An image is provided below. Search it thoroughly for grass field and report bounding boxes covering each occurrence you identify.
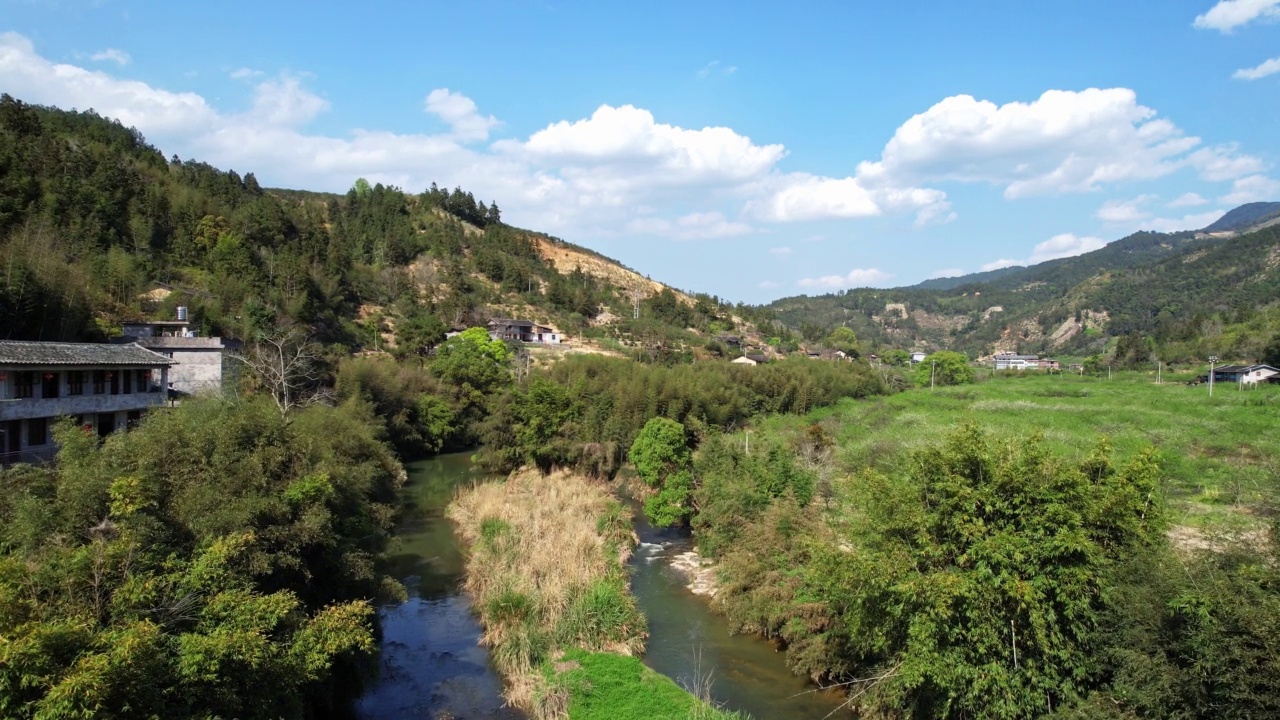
[543,650,747,720]
[758,370,1280,531]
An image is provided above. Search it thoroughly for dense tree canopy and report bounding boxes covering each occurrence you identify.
[0,398,404,719]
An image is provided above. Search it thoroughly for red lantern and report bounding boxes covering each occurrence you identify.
[0,372,7,381]
[105,372,114,379]
[43,372,54,380]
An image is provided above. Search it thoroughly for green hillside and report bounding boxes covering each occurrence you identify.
[0,94,766,361]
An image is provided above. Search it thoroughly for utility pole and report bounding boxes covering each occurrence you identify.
[1209,355,1218,397]
[931,360,937,391]
[1108,365,1112,381]
[1158,361,1162,384]
[744,430,750,456]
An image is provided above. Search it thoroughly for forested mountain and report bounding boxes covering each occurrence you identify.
[0,95,770,361]
[767,214,1280,363]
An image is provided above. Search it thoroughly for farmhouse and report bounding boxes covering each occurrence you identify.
[0,340,172,465]
[487,318,561,344]
[732,353,770,366]
[116,308,240,395]
[1211,364,1280,385]
[910,351,928,364]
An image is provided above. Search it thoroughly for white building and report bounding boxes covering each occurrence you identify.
[910,351,928,364]
[0,341,172,465]
[993,353,1040,370]
[1211,364,1280,385]
[487,318,561,344]
[118,312,240,396]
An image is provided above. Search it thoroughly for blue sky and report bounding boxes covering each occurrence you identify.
[2,0,1279,303]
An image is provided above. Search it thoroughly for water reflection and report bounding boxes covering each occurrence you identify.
[354,453,523,719]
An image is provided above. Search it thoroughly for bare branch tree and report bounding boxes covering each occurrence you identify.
[234,327,332,415]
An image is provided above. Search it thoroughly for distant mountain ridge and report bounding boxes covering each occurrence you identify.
[1201,202,1280,234]
[764,202,1280,359]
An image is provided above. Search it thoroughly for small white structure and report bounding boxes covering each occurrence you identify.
[910,351,928,364]
[732,354,769,366]
[0,341,172,465]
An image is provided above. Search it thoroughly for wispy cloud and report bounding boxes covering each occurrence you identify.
[89,48,129,65]
[696,60,737,79]
[1234,57,1280,80]
[797,268,892,290]
[768,246,792,256]
[1194,0,1280,32]
[1168,192,1208,208]
[230,67,265,79]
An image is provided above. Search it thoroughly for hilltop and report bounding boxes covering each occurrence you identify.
[0,95,766,362]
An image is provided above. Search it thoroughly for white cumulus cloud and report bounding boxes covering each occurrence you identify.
[858,88,1247,198]
[424,88,499,142]
[1220,174,1280,205]
[1194,0,1280,32]
[1234,57,1280,80]
[797,268,893,289]
[89,48,130,66]
[1029,233,1107,263]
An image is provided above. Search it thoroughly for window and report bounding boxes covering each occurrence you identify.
[122,370,133,394]
[27,418,47,447]
[14,371,34,399]
[136,369,148,392]
[68,371,84,395]
[93,370,105,394]
[41,372,59,399]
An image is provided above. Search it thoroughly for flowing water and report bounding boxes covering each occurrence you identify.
[354,452,523,719]
[631,510,850,719]
[355,452,845,719]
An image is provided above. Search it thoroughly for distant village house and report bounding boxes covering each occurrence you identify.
[487,318,561,344]
[992,353,1058,371]
[732,353,770,366]
[1211,364,1280,385]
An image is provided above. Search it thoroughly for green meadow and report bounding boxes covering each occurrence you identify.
[760,369,1280,530]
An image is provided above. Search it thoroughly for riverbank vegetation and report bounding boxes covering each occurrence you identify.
[682,373,1280,718]
[0,396,405,719]
[449,470,741,718]
[476,354,884,477]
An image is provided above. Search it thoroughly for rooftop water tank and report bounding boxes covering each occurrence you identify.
[177,306,188,322]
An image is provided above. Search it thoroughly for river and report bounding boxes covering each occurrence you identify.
[353,452,523,719]
[355,452,847,719]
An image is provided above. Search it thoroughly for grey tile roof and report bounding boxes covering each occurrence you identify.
[0,340,173,366]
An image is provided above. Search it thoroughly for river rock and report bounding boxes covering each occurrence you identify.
[668,550,719,597]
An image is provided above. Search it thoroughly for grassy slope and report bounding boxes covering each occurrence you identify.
[758,371,1279,530]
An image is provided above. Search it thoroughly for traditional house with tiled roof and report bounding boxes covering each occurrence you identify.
[0,340,172,464]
